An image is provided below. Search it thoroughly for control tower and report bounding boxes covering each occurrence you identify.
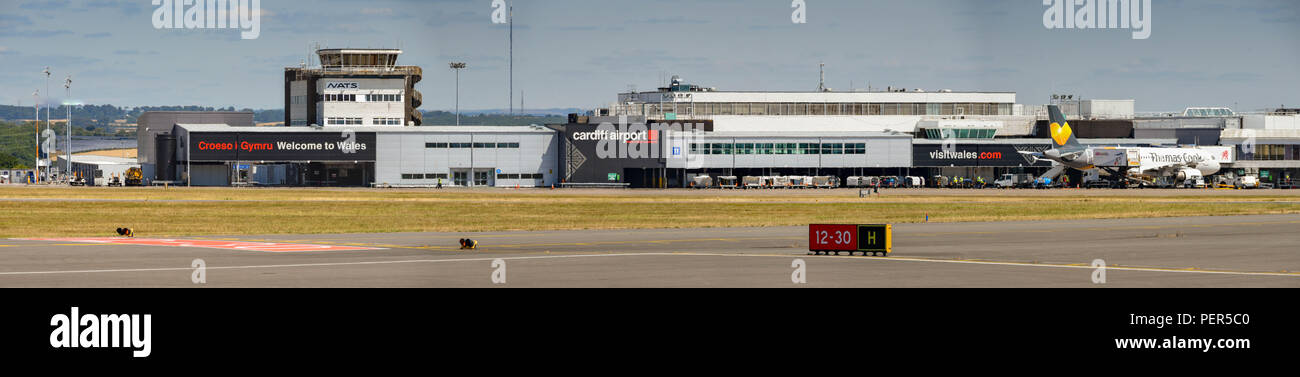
[284,48,423,127]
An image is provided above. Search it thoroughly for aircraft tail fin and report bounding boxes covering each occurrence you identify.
[1047,105,1083,151]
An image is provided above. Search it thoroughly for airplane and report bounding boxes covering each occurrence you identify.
[1020,105,1225,188]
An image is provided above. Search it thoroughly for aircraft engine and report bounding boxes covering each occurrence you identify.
[1175,168,1203,182]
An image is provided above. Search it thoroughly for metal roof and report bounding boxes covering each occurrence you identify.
[175,124,554,134]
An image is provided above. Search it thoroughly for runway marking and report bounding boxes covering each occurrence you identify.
[687,252,1300,278]
[0,252,1295,279]
[13,238,385,253]
[907,220,1300,237]
[0,253,662,276]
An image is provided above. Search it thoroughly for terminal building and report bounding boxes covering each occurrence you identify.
[133,60,1300,188]
[135,48,558,188]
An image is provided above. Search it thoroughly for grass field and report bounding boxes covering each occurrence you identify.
[1,186,1298,237]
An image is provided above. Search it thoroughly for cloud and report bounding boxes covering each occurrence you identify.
[0,29,75,38]
[361,8,394,16]
[643,16,709,25]
[83,32,112,39]
[0,14,33,28]
[86,0,147,15]
[19,0,71,11]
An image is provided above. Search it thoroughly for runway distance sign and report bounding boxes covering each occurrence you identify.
[808,224,858,252]
[808,224,892,255]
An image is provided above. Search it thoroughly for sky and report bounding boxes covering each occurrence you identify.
[0,0,1297,113]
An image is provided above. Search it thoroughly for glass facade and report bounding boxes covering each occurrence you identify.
[625,102,1013,118]
[1239,145,1300,161]
[690,142,867,155]
[924,128,998,139]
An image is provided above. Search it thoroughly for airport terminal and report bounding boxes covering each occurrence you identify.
[124,48,1300,189]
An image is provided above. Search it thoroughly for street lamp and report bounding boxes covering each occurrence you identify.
[32,90,39,184]
[42,66,51,180]
[449,62,466,126]
[65,75,72,178]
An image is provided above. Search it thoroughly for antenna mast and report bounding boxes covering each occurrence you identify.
[818,62,825,92]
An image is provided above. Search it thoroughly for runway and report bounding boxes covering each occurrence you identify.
[1,214,1298,287]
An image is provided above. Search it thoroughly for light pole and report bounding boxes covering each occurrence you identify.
[65,75,72,179]
[449,62,466,126]
[42,66,51,180]
[32,90,39,184]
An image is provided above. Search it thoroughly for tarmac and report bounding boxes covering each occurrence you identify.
[1,214,1298,287]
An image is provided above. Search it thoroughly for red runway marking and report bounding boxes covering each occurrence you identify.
[17,238,384,253]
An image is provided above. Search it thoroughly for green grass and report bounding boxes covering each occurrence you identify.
[1,187,1298,237]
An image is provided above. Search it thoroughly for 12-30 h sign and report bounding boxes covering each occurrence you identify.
[808,224,892,256]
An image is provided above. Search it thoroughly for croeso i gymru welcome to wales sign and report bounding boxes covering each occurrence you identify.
[187,132,376,161]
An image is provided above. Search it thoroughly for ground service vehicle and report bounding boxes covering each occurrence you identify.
[717,176,739,189]
[1234,175,1260,189]
[691,175,713,188]
[994,174,1035,189]
[124,167,144,186]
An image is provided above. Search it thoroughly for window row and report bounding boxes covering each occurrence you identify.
[365,94,403,102]
[402,173,449,180]
[374,118,403,126]
[326,117,364,126]
[688,143,867,155]
[320,94,403,102]
[400,173,542,180]
[923,128,998,139]
[497,173,544,180]
[1240,145,1300,161]
[425,142,522,149]
[631,102,1013,117]
[322,94,357,102]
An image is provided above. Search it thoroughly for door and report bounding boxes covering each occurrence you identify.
[453,171,468,187]
[473,170,491,187]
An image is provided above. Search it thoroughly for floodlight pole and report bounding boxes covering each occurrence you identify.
[32,90,39,184]
[43,67,51,180]
[450,62,466,126]
[65,75,72,178]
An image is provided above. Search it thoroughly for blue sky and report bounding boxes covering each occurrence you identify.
[1,0,1297,112]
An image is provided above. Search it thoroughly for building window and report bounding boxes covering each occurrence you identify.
[373,118,402,126]
[401,174,426,180]
[365,94,403,102]
[323,94,357,102]
[327,117,362,125]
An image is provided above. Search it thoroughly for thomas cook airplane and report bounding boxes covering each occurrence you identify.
[1020,105,1226,188]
